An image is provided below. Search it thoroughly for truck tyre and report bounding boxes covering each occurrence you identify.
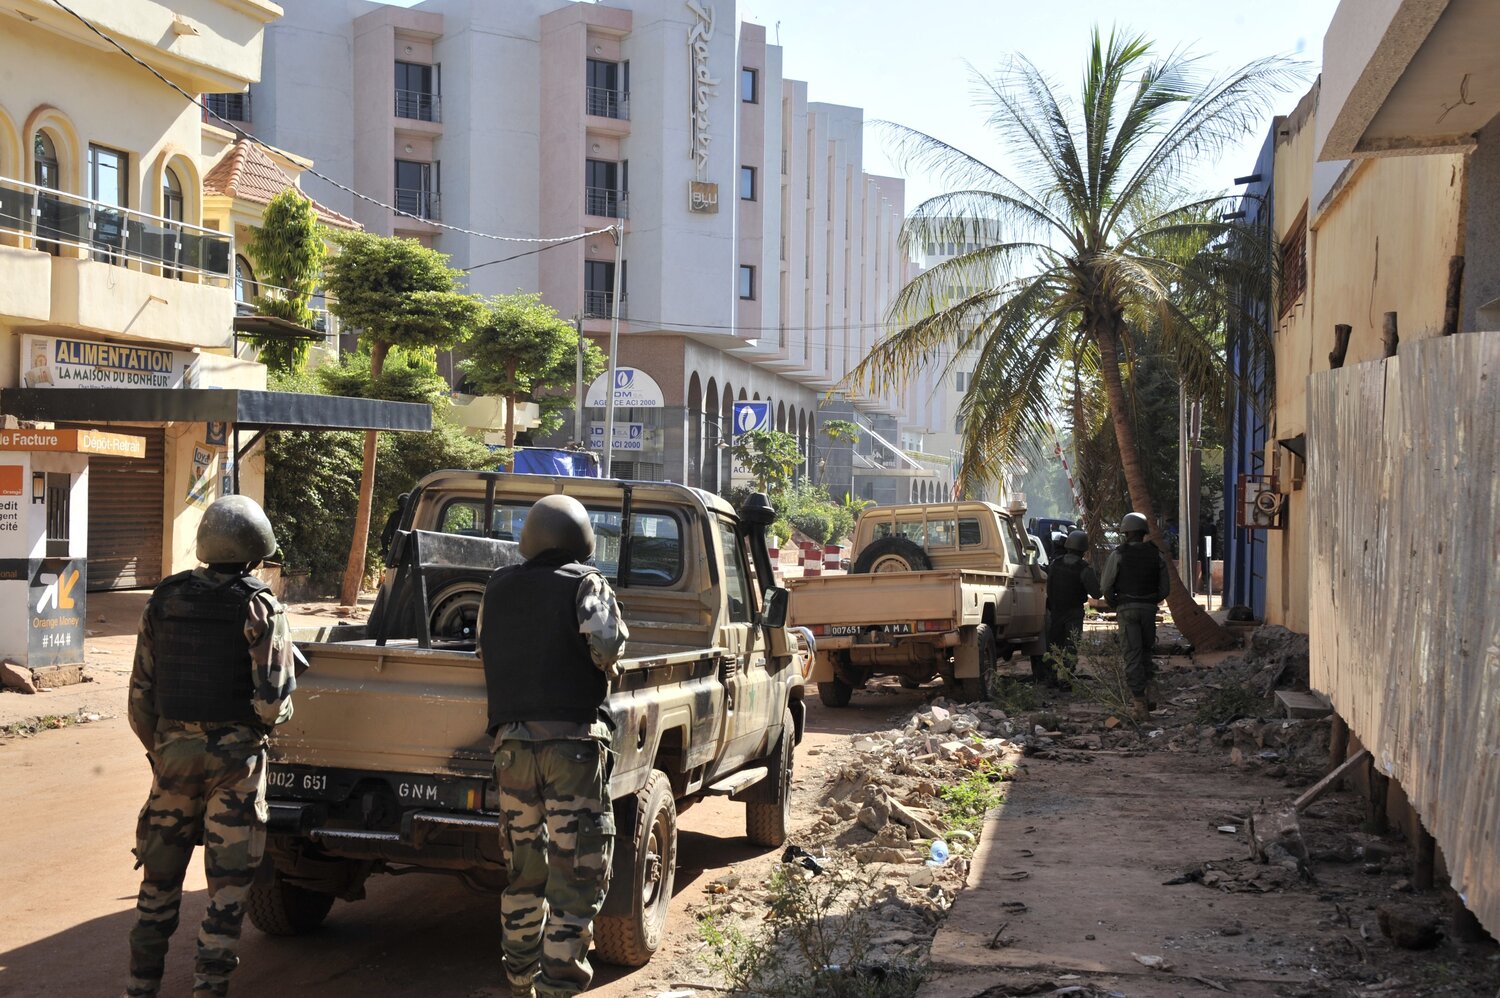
[745,709,795,846]
[246,868,336,936]
[951,624,997,702]
[817,675,854,707]
[595,770,676,967]
[852,536,933,574]
[976,623,1001,699]
[428,582,484,641]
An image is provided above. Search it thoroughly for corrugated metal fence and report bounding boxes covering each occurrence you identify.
[1307,331,1500,934]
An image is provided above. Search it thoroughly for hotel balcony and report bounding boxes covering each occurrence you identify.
[0,174,234,348]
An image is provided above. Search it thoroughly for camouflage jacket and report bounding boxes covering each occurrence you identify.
[128,567,296,752]
[481,570,630,746]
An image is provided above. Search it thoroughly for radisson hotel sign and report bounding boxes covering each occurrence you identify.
[686,0,720,213]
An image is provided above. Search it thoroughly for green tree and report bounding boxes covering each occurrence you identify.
[732,429,804,494]
[263,353,492,589]
[849,28,1299,649]
[243,190,327,374]
[321,231,483,606]
[460,293,604,462]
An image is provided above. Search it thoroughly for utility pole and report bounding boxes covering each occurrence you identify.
[601,224,625,479]
[573,315,584,445]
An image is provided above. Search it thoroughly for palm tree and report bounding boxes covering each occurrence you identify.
[848,28,1300,650]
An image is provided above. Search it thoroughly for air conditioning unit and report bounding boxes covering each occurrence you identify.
[1236,474,1286,530]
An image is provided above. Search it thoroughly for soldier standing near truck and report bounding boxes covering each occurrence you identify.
[1042,529,1102,687]
[477,493,630,998]
[1101,512,1171,722]
[125,496,295,998]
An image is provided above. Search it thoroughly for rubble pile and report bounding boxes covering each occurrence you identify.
[688,701,1025,982]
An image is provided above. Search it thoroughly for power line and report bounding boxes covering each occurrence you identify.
[47,0,615,247]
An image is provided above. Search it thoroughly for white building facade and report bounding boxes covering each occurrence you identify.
[246,0,912,488]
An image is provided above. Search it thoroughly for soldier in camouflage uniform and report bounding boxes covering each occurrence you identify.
[478,494,629,998]
[125,496,295,997]
[1101,512,1171,723]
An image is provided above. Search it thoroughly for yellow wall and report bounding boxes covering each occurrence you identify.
[1263,84,1466,630]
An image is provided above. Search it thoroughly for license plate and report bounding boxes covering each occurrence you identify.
[828,622,914,637]
[268,764,486,810]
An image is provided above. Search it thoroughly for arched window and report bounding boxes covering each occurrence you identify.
[162,167,183,222]
[33,131,62,253]
[235,254,257,305]
[33,130,59,189]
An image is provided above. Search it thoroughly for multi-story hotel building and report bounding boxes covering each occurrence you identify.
[248,0,919,489]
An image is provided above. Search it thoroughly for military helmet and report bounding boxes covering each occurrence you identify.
[520,494,595,561]
[197,495,278,565]
[1119,511,1150,537]
[1064,529,1089,553]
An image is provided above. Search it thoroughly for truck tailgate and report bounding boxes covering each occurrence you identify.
[275,640,718,779]
[787,570,964,628]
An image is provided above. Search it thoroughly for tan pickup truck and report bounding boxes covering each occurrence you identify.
[251,472,807,968]
[787,500,1046,705]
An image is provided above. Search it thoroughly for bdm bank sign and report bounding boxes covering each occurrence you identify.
[586,368,666,408]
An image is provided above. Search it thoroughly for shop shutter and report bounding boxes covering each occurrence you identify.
[76,426,165,590]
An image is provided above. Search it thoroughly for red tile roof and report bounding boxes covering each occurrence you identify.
[203,140,361,230]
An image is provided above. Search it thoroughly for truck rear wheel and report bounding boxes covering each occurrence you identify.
[595,770,676,967]
[817,676,853,707]
[852,536,933,574]
[951,624,998,702]
[246,867,336,936]
[745,709,795,846]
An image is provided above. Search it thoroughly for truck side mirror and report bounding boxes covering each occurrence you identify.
[760,586,789,629]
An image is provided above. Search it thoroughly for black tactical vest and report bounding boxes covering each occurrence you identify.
[151,571,266,724]
[1112,542,1164,602]
[480,556,607,733]
[1047,554,1090,610]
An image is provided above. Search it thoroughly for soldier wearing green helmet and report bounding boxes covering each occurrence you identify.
[1101,512,1170,722]
[125,495,295,997]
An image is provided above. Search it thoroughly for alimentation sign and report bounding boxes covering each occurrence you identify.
[20,334,195,390]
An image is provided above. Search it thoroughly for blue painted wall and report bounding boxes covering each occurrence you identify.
[1223,128,1275,619]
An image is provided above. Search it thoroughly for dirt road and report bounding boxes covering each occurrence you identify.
[0,680,930,997]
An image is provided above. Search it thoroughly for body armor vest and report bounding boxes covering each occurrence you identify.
[1111,542,1164,603]
[151,571,266,724]
[1047,554,1091,610]
[480,557,607,733]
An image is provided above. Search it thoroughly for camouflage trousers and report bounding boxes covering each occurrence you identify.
[127,723,268,997]
[494,738,615,998]
[1117,606,1158,696]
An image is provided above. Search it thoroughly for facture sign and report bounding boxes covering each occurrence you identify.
[21,334,195,390]
[0,429,147,459]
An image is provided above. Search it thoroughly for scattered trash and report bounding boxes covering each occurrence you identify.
[1132,953,1172,971]
[926,839,950,866]
[1217,825,1238,834]
[780,845,826,876]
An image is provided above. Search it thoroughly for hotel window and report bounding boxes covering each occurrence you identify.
[741,67,758,103]
[739,264,755,301]
[394,61,440,122]
[395,159,438,219]
[740,165,756,201]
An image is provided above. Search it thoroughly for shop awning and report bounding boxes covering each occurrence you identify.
[0,388,431,433]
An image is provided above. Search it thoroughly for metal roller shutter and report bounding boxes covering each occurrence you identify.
[73,426,165,590]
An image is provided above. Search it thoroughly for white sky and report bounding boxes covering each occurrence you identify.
[387,0,1339,211]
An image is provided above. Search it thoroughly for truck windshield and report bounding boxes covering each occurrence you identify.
[996,515,1023,566]
[437,499,683,586]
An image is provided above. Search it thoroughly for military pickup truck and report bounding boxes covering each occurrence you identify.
[788,500,1046,705]
[250,472,808,968]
